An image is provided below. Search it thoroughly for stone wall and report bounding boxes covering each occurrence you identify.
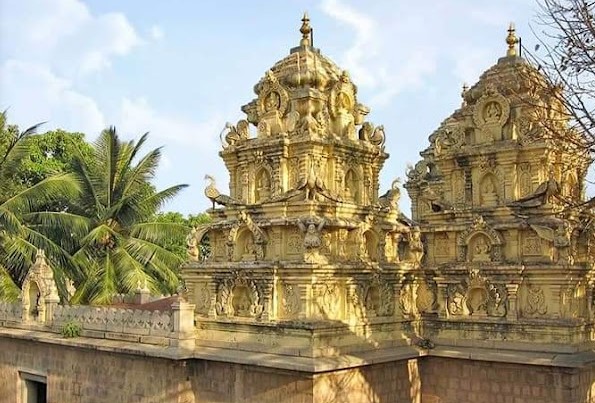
[313,359,421,403]
[420,356,594,403]
[1,335,594,402]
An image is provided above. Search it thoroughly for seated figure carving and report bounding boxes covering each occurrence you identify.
[258,91,284,137]
[471,236,491,262]
[332,91,356,139]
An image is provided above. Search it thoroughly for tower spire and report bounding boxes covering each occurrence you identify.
[300,12,312,47]
[506,22,519,57]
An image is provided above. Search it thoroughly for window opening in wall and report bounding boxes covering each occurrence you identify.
[20,372,47,403]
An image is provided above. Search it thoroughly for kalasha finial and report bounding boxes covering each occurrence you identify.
[300,12,312,47]
[461,83,469,106]
[506,22,519,57]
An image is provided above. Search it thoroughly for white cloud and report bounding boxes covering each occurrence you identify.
[1,0,142,76]
[320,0,378,87]
[319,0,533,108]
[0,60,105,134]
[150,25,165,41]
[119,97,224,149]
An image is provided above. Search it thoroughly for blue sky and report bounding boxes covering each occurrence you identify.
[0,0,538,216]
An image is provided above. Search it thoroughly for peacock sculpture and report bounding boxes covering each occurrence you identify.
[204,174,242,209]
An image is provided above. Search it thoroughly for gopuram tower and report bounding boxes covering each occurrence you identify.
[405,24,595,400]
[182,14,420,368]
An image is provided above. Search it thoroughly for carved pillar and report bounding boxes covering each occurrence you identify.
[435,279,449,319]
[505,284,519,321]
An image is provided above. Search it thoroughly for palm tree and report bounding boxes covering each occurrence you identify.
[69,127,188,304]
[0,111,82,301]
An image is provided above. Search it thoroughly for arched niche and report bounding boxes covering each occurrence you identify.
[344,168,360,203]
[364,285,381,316]
[457,217,504,262]
[20,250,60,323]
[563,172,578,200]
[231,284,254,317]
[254,167,272,203]
[24,281,42,322]
[479,173,499,207]
[235,229,256,261]
[363,230,379,261]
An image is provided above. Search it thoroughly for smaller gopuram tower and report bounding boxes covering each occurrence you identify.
[182,15,418,360]
[405,25,595,353]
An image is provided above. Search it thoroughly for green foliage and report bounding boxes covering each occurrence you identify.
[60,320,81,338]
[0,111,82,301]
[68,127,189,304]
[153,212,212,260]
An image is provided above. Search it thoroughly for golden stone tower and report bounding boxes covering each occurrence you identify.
[405,24,594,352]
[181,14,421,360]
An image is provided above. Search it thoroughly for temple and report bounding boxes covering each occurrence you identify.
[0,16,594,403]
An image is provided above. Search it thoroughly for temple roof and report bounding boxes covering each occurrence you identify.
[240,13,370,127]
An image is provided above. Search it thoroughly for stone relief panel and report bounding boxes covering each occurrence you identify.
[313,282,343,319]
[433,232,452,261]
[451,169,466,205]
[560,281,587,319]
[191,282,212,316]
[416,279,437,314]
[518,279,548,319]
[522,230,543,257]
[352,274,394,319]
[472,85,510,143]
[446,269,507,317]
[518,162,533,198]
[457,216,503,262]
[279,282,302,320]
[215,271,264,320]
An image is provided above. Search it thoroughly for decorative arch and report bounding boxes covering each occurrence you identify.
[21,250,60,323]
[457,216,504,262]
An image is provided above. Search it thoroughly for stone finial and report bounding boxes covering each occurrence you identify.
[506,22,519,57]
[461,83,469,107]
[300,12,312,47]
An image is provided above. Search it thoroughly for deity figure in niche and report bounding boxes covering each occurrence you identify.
[265,92,279,111]
[480,176,498,206]
[258,90,283,137]
[255,169,271,202]
[332,90,356,139]
[483,102,502,123]
[232,286,252,317]
[409,226,424,265]
[471,236,491,262]
[344,169,359,202]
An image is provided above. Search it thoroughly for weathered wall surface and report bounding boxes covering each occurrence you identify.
[313,359,420,403]
[1,336,594,403]
[420,356,594,403]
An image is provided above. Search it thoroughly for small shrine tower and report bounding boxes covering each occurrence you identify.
[182,15,419,359]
